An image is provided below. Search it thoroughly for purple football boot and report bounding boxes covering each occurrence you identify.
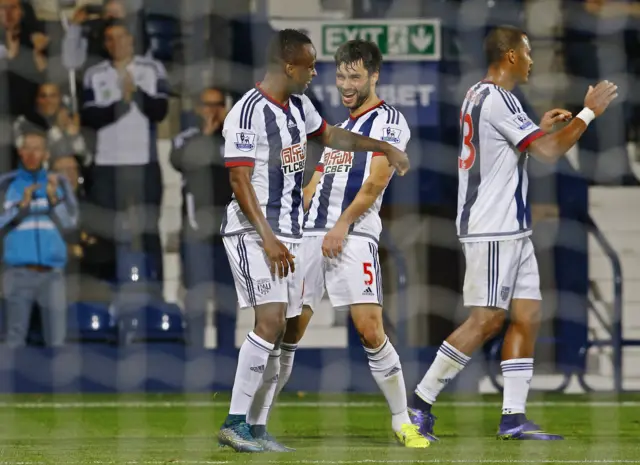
[408,408,439,442]
[497,414,564,440]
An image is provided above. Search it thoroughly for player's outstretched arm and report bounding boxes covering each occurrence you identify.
[321,157,393,258]
[319,125,410,176]
[303,171,322,212]
[528,80,618,163]
[228,166,295,277]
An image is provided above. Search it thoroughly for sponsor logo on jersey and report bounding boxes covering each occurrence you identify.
[513,114,533,131]
[281,142,306,174]
[235,131,256,152]
[381,126,402,144]
[323,149,354,174]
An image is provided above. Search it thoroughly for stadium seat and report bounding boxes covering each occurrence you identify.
[145,14,182,63]
[116,246,161,285]
[116,297,187,344]
[66,301,117,344]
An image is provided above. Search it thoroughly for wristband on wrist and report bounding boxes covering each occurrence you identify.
[576,107,595,125]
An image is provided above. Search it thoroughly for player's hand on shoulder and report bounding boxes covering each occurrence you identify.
[262,234,295,278]
[383,144,410,176]
[584,80,618,117]
[322,223,348,258]
[539,108,572,133]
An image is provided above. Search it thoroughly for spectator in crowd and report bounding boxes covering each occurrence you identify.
[81,19,169,286]
[170,87,236,348]
[0,0,48,117]
[63,0,149,72]
[0,129,78,347]
[14,82,90,165]
[52,154,113,303]
[563,0,640,185]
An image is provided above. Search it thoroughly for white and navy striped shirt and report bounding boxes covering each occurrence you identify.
[221,85,326,241]
[304,102,410,243]
[457,81,544,242]
[82,56,169,166]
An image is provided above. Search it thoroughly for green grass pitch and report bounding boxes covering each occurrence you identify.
[0,392,639,464]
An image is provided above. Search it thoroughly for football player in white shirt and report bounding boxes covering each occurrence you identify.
[217,29,411,453]
[408,25,617,441]
[268,39,429,448]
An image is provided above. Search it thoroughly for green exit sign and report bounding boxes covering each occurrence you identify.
[321,22,439,61]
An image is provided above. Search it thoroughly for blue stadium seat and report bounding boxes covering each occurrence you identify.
[145,14,181,62]
[67,301,117,344]
[116,297,186,344]
[116,246,161,285]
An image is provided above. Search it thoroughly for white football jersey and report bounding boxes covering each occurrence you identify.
[304,102,410,242]
[456,81,545,242]
[221,85,326,242]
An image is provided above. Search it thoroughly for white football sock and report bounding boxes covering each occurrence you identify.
[275,342,297,397]
[228,332,274,416]
[365,336,411,432]
[247,348,281,426]
[501,358,534,415]
[415,341,470,405]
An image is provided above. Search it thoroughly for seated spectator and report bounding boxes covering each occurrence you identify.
[0,0,48,117]
[81,19,169,287]
[63,0,149,72]
[171,87,236,348]
[52,155,113,303]
[14,82,90,165]
[0,129,78,347]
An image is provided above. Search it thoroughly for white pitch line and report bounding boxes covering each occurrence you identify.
[0,400,637,409]
[0,460,639,465]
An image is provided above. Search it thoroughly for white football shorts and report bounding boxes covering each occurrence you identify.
[461,236,541,310]
[302,235,383,311]
[223,233,303,318]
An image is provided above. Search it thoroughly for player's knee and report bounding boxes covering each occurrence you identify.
[469,307,506,340]
[352,311,385,349]
[511,300,541,330]
[283,317,305,344]
[254,305,287,343]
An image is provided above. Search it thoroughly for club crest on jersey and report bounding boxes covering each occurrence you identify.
[324,150,353,174]
[513,114,533,131]
[381,126,401,144]
[235,132,256,152]
[281,142,306,174]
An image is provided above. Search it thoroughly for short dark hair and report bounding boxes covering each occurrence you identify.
[334,39,382,76]
[191,86,226,106]
[267,29,313,66]
[103,17,130,35]
[21,127,48,145]
[484,25,527,65]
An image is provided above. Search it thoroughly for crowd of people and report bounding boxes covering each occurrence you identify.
[0,0,178,346]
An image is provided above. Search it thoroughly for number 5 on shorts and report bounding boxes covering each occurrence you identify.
[363,262,373,285]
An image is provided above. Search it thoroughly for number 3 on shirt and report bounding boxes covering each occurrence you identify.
[459,113,476,170]
[363,262,374,285]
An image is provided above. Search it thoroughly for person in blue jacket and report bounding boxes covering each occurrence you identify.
[0,127,79,347]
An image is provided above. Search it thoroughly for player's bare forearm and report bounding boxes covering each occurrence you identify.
[303,171,323,212]
[321,125,390,155]
[528,119,588,163]
[228,166,275,241]
[337,178,387,228]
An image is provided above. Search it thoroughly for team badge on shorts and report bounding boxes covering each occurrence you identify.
[500,286,510,302]
[256,278,272,296]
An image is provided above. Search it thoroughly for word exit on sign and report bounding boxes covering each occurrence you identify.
[270,19,441,62]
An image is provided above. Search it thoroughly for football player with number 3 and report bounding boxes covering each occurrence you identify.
[408,25,618,441]
[274,39,430,448]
